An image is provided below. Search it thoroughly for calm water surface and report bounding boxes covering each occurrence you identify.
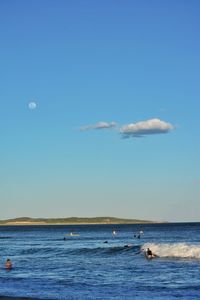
[0,223,200,299]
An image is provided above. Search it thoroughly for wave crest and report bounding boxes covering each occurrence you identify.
[142,243,200,259]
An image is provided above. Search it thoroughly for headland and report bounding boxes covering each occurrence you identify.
[0,216,156,226]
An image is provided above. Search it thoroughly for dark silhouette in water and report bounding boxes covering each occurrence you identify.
[145,248,157,259]
[124,244,132,248]
[5,258,12,270]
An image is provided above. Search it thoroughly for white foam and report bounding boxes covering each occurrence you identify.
[142,243,200,259]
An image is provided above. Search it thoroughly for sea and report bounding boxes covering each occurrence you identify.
[0,223,200,299]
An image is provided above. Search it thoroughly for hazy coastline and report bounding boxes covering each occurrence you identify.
[0,217,155,226]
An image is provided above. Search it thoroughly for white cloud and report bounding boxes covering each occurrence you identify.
[120,118,174,138]
[28,101,37,110]
[80,121,117,131]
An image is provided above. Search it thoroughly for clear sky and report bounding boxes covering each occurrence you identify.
[0,0,199,222]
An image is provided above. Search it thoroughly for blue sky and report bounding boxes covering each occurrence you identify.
[0,0,199,221]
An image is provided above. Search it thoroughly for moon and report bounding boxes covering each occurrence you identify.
[28,101,37,110]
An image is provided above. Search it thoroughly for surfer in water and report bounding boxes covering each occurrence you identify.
[112,230,117,236]
[145,248,157,259]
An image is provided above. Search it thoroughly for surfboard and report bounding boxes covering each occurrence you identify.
[145,253,157,259]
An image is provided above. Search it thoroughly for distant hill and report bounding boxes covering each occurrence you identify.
[0,216,154,225]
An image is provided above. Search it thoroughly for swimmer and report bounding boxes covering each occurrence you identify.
[5,258,12,269]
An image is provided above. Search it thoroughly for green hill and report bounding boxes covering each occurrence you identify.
[0,216,154,225]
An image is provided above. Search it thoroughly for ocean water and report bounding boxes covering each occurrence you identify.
[0,223,200,299]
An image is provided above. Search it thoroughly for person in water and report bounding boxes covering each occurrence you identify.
[146,248,153,256]
[5,258,12,269]
[112,230,117,236]
[146,248,157,258]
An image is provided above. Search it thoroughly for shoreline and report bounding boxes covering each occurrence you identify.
[0,217,165,226]
[0,221,157,226]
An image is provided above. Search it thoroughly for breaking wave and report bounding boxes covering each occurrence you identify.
[142,243,200,259]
